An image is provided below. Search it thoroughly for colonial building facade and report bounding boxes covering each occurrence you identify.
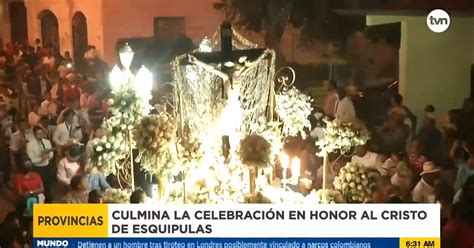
[1,0,222,64]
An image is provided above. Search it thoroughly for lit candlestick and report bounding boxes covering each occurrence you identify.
[291,157,301,181]
[279,152,289,190]
[151,183,159,203]
[279,153,290,169]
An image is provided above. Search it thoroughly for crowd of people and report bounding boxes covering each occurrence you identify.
[0,40,113,248]
[319,80,474,247]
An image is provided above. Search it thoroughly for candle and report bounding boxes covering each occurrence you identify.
[151,183,159,202]
[279,152,289,190]
[291,157,301,180]
[279,153,290,169]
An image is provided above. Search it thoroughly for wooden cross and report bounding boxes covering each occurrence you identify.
[179,22,267,72]
[179,22,272,194]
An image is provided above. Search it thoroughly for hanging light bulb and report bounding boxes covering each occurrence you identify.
[119,43,134,71]
[199,36,212,53]
[109,65,124,90]
[135,65,153,102]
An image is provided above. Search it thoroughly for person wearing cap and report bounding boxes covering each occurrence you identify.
[57,144,83,186]
[412,161,441,203]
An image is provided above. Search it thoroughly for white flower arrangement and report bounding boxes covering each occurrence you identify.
[102,188,132,203]
[91,138,123,175]
[257,186,318,204]
[315,119,369,157]
[250,119,284,164]
[333,163,380,203]
[182,158,248,204]
[91,72,152,176]
[178,133,204,165]
[275,87,313,139]
[135,113,178,177]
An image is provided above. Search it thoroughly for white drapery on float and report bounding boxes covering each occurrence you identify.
[169,25,277,203]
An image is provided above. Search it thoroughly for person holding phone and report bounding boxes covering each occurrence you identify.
[12,156,45,218]
[12,156,44,199]
[26,126,54,203]
[453,138,474,191]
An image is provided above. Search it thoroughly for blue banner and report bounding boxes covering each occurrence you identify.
[34,238,399,248]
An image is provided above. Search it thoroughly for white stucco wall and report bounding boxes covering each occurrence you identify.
[368,14,474,120]
[24,0,104,58]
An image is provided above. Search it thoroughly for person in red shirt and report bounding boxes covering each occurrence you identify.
[63,77,81,103]
[443,175,474,248]
[12,156,44,198]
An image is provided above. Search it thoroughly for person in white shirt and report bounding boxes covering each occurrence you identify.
[40,92,52,116]
[28,104,41,127]
[412,161,440,203]
[26,126,54,203]
[380,150,406,177]
[351,144,384,171]
[334,87,356,121]
[57,145,83,186]
[9,119,35,165]
[324,81,339,118]
[53,109,83,148]
[57,98,89,130]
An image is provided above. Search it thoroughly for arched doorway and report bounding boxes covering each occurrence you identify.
[72,12,88,72]
[9,2,28,44]
[39,10,59,50]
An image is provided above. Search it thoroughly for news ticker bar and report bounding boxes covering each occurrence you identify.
[33,238,441,248]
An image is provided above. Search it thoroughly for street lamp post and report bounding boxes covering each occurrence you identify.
[109,43,153,190]
[119,43,134,71]
[120,43,136,190]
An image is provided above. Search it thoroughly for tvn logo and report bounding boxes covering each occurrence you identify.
[36,240,69,247]
[427,9,450,33]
